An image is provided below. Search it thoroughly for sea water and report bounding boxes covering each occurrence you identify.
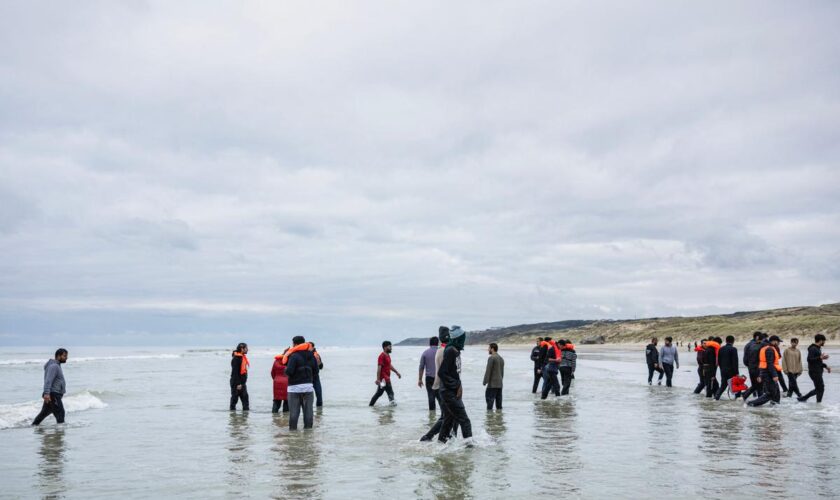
[1,345,838,499]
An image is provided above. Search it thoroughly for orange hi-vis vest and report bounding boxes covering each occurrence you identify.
[233,351,249,375]
[758,345,782,372]
[279,342,312,365]
[705,340,721,360]
[548,340,562,362]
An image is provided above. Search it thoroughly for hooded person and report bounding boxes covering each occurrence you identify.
[436,325,473,444]
[420,326,460,441]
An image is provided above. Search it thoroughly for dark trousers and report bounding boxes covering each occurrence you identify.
[421,390,459,441]
[703,365,718,397]
[777,372,788,394]
[560,367,573,395]
[541,371,560,399]
[648,363,664,383]
[230,380,249,410]
[785,373,802,397]
[742,367,763,399]
[532,367,541,393]
[748,372,780,406]
[485,387,502,409]
[271,399,289,413]
[369,381,394,406]
[313,376,323,407]
[32,393,65,425]
[801,371,825,402]
[714,371,736,400]
[439,389,472,442]
[288,391,314,429]
[662,363,674,387]
[694,366,705,393]
[425,376,437,410]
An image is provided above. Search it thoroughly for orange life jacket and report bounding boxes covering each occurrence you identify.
[705,340,721,360]
[758,345,782,372]
[540,341,551,349]
[279,342,312,365]
[548,340,562,362]
[563,343,576,351]
[233,351,249,375]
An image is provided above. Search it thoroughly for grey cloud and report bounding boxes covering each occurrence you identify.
[0,1,839,345]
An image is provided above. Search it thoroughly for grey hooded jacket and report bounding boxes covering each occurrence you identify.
[43,358,66,395]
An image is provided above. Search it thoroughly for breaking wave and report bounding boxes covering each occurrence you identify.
[0,390,108,429]
[0,354,181,366]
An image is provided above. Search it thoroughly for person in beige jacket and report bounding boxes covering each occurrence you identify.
[782,338,803,398]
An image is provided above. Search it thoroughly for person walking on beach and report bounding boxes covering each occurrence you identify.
[419,337,439,411]
[782,338,803,398]
[741,332,765,400]
[370,341,401,406]
[438,326,472,443]
[645,338,664,385]
[32,349,68,426]
[747,335,783,407]
[483,343,504,410]
[271,351,289,413]
[799,334,831,403]
[310,343,324,407]
[230,343,250,411]
[285,336,319,429]
[541,339,562,398]
[700,337,721,397]
[693,341,706,393]
[714,336,739,400]
[531,337,544,394]
[420,327,459,442]
[659,337,679,387]
[559,340,577,395]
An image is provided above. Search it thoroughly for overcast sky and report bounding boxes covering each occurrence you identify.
[1,2,839,346]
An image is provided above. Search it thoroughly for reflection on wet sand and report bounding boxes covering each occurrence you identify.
[423,447,476,500]
[226,412,253,490]
[36,426,65,500]
[484,411,511,493]
[748,408,789,497]
[532,399,581,494]
[270,418,321,499]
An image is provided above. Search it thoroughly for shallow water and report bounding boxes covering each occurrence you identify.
[1,345,838,499]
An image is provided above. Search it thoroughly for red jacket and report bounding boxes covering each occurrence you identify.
[270,359,289,400]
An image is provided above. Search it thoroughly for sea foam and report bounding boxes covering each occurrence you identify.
[0,390,108,429]
[0,354,181,366]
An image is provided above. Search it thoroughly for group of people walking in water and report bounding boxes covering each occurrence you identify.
[28,329,830,434]
[645,332,832,405]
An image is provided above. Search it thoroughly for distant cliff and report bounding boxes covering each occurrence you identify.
[396,303,840,346]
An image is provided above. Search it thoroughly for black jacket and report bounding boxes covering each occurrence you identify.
[285,350,320,386]
[742,340,755,367]
[530,346,541,368]
[645,344,659,365]
[438,345,462,391]
[703,345,717,367]
[538,345,548,367]
[807,344,828,373]
[718,344,739,376]
[746,340,763,369]
[230,355,248,385]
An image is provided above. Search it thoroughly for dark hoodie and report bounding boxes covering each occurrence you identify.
[807,344,828,373]
[645,343,659,365]
[438,345,462,391]
[285,349,320,387]
[718,343,739,376]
